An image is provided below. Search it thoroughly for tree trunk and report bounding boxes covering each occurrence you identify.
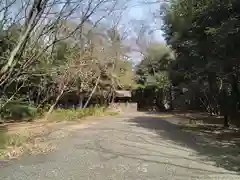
[45,88,64,120]
[111,90,115,104]
[229,74,239,121]
[219,88,230,128]
[83,76,100,108]
[168,85,173,110]
[224,114,229,128]
[78,94,84,108]
[207,71,218,115]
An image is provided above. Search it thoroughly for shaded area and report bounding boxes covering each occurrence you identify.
[79,128,237,176]
[170,110,239,126]
[129,115,240,173]
[82,141,237,176]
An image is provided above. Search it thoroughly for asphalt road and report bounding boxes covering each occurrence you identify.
[0,113,240,180]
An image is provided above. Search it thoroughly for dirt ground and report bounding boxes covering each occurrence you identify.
[0,116,102,159]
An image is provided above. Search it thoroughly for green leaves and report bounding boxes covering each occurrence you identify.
[162,0,240,114]
[163,0,240,81]
[145,71,170,89]
[136,43,174,89]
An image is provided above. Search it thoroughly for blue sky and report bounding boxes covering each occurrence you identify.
[121,0,165,63]
[126,0,165,42]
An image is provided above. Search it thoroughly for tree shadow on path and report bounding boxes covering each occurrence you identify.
[129,115,240,174]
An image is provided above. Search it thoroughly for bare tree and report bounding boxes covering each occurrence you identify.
[0,0,127,85]
[0,0,134,120]
[0,0,48,76]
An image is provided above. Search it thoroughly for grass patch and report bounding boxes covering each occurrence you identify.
[47,106,116,122]
[0,129,55,160]
[0,131,30,159]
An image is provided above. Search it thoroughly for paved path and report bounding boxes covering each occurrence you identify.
[0,113,240,180]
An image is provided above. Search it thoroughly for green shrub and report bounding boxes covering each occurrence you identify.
[0,99,37,121]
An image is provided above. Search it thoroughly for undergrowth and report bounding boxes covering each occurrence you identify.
[0,98,38,122]
[47,106,118,122]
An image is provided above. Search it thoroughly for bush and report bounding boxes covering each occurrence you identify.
[0,99,38,121]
